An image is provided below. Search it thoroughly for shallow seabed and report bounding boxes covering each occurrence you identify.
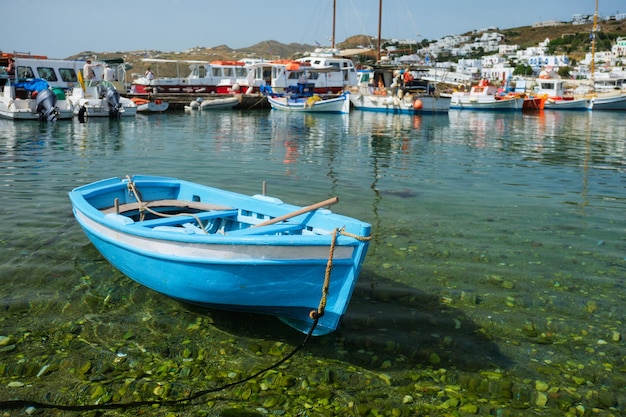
[1,109,625,416]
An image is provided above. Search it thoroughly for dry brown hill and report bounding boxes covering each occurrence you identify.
[72,19,625,77]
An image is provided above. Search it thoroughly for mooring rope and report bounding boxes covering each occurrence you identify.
[0,318,319,412]
[0,228,357,413]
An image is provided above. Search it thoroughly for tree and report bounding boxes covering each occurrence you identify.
[557,66,572,78]
[513,64,533,76]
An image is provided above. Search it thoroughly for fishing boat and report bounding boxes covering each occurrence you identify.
[130,97,169,112]
[68,79,137,118]
[534,76,590,110]
[450,79,524,111]
[0,78,73,121]
[350,68,451,114]
[68,175,371,335]
[1,53,129,94]
[245,0,359,96]
[586,1,626,111]
[268,90,350,113]
[589,93,626,110]
[129,59,256,95]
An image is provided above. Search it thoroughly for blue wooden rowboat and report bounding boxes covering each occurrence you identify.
[68,175,370,335]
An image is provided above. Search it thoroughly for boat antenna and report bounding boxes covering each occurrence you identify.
[331,0,336,48]
[377,0,382,62]
[590,0,598,92]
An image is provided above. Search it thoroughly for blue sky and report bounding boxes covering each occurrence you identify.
[3,0,623,59]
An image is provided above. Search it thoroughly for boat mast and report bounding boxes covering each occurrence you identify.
[332,0,336,48]
[377,0,382,62]
[590,0,598,90]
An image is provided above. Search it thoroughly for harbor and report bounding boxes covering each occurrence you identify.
[1,1,626,415]
[1,109,625,415]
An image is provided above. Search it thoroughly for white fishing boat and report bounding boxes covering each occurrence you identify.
[450,80,523,111]
[0,78,73,121]
[68,78,137,118]
[350,68,450,114]
[130,59,256,96]
[586,1,626,111]
[249,51,358,97]
[534,76,590,110]
[268,91,350,113]
[589,93,626,110]
[1,53,128,95]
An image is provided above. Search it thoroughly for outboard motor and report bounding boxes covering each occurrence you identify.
[35,89,59,122]
[105,87,123,117]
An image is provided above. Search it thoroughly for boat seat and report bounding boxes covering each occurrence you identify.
[135,209,239,228]
[227,222,301,236]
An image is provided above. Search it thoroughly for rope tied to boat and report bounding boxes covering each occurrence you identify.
[310,227,338,319]
[125,176,207,233]
[309,227,371,320]
[339,227,372,242]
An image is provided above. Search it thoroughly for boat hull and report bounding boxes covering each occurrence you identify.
[450,94,524,111]
[268,93,350,114]
[69,176,370,335]
[0,107,73,120]
[350,90,450,114]
[543,98,590,110]
[590,94,626,111]
[131,98,170,112]
[199,97,240,110]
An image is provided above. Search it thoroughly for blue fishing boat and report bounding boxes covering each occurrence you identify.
[69,175,371,335]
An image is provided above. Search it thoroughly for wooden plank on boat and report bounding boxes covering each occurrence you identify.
[133,209,239,228]
[102,199,232,214]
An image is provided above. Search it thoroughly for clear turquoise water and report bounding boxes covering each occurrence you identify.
[1,109,625,415]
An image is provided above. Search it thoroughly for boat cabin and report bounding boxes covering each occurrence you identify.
[130,59,254,95]
[534,78,575,99]
[1,53,86,90]
[1,53,127,92]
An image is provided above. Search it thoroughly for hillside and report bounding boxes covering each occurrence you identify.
[73,19,625,77]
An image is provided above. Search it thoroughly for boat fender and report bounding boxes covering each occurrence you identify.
[413,99,423,110]
[155,99,162,105]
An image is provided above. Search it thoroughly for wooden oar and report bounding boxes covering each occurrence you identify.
[252,196,339,228]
